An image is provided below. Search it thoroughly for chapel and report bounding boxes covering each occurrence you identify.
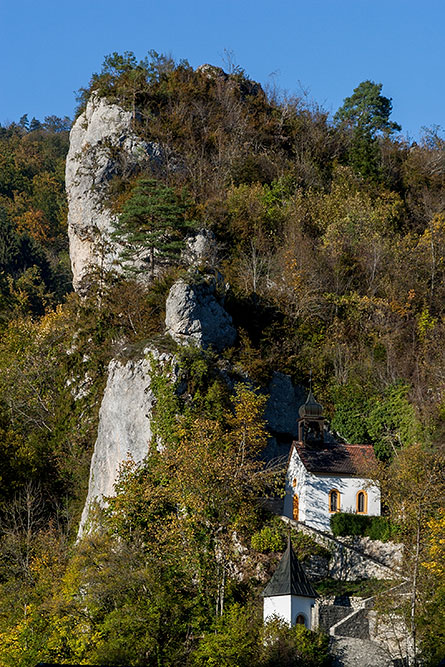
[283,390,380,533]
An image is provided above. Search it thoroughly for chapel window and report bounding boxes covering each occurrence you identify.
[329,489,340,512]
[357,491,367,514]
[296,614,306,626]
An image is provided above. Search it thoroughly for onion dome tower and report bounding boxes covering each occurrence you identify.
[297,390,325,444]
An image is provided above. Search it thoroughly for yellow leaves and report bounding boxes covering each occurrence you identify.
[422,510,445,578]
[388,289,416,318]
[416,213,445,253]
[227,383,268,460]
[29,553,50,575]
[0,622,26,663]
[15,208,51,243]
[417,307,438,340]
[283,249,305,293]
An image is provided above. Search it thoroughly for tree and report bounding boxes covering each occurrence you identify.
[376,443,445,664]
[42,115,70,133]
[334,81,401,178]
[112,178,195,278]
[105,377,271,622]
[18,115,29,132]
[334,81,401,138]
[418,510,445,665]
[28,118,41,133]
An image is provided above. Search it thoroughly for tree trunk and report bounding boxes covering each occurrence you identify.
[410,510,422,665]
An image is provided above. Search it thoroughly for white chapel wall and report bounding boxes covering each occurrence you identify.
[284,450,381,533]
[264,595,315,629]
[284,450,309,521]
[303,473,381,532]
[290,595,315,629]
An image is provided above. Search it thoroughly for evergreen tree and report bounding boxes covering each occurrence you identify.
[112,177,196,277]
[334,80,401,138]
[334,80,401,178]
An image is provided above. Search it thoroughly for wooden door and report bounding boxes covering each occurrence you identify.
[292,493,299,521]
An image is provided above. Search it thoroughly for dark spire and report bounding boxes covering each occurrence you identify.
[298,389,324,419]
[262,535,317,599]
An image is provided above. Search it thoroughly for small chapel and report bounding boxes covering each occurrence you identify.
[283,390,380,533]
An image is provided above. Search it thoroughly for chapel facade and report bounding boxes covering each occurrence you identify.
[283,391,380,533]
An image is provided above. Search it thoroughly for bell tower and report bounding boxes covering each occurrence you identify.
[297,390,325,445]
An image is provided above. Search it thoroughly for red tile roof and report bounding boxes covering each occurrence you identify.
[293,441,377,476]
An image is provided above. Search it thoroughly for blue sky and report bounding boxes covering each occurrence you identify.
[1,0,443,140]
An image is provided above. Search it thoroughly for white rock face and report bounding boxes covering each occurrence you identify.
[78,350,175,537]
[165,277,237,351]
[66,94,163,291]
[182,229,217,266]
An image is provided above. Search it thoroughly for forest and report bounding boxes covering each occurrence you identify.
[0,51,443,665]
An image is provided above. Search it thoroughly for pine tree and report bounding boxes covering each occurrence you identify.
[112,178,195,277]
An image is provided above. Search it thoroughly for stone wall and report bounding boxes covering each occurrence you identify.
[281,516,397,581]
[331,608,370,640]
[318,605,353,633]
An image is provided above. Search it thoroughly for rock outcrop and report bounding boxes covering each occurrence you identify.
[182,229,217,267]
[165,277,236,351]
[66,94,163,291]
[78,349,176,536]
[264,372,306,437]
[262,372,306,460]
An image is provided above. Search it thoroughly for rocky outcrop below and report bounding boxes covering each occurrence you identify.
[66,94,163,291]
[336,536,403,570]
[165,276,236,351]
[78,349,176,536]
[281,516,398,581]
[262,372,306,460]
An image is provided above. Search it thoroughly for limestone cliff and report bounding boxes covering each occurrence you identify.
[78,350,177,536]
[66,94,163,291]
[165,276,237,351]
[77,270,306,530]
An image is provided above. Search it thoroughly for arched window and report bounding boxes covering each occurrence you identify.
[296,614,307,626]
[329,489,340,513]
[356,490,368,514]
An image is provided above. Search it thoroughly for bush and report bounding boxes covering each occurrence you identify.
[251,525,285,553]
[330,512,398,542]
[251,519,331,560]
[191,604,260,667]
[260,619,331,667]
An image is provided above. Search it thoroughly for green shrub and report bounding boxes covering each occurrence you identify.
[252,519,331,561]
[330,512,398,542]
[261,619,331,667]
[251,525,285,553]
